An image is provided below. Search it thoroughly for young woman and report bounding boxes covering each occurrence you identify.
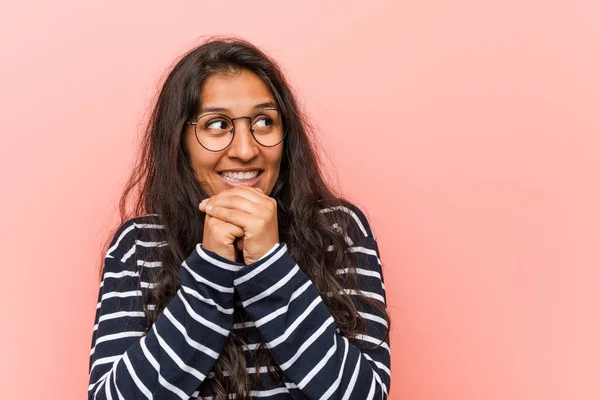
[88,37,391,400]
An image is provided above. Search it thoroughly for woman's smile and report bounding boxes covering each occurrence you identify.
[217,169,264,187]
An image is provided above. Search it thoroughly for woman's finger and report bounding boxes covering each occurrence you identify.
[205,214,245,238]
[232,186,277,211]
[200,186,275,213]
[218,186,271,204]
[200,194,257,214]
[203,206,255,230]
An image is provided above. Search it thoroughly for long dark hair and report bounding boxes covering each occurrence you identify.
[101,36,389,399]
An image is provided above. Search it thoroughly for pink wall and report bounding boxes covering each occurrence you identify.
[1,1,599,399]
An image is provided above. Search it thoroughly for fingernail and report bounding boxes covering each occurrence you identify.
[199,200,208,211]
[206,205,212,212]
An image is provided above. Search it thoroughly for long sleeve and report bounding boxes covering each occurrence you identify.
[88,222,242,400]
[233,235,390,400]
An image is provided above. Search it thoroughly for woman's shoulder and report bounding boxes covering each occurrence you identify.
[104,214,166,266]
[317,198,377,242]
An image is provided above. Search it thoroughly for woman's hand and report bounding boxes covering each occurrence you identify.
[199,186,279,265]
[200,212,245,263]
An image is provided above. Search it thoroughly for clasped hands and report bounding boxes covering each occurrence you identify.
[199,186,279,265]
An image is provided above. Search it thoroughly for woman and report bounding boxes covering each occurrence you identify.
[88,37,391,400]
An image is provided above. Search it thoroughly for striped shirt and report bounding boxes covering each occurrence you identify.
[88,204,390,399]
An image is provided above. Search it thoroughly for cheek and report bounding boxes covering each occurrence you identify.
[186,143,219,179]
[267,145,283,166]
[194,160,219,183]
[192,160,219,196]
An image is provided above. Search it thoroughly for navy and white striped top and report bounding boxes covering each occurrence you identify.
[88,204,391,399]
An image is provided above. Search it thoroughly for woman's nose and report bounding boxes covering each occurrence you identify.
[226,118,260,160]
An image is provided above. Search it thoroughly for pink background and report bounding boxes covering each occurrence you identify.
[1,1,599,399]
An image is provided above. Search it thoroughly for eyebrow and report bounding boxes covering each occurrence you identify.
[199,101,278,115]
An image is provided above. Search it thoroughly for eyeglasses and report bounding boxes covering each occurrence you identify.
[186,108,285,152]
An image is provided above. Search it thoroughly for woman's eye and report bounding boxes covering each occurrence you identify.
[206,120,230,130]
[254,117,273,128]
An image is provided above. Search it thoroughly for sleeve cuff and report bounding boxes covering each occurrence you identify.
[181,244,244,288]
[233,243,307,303]
[259,243,280,261]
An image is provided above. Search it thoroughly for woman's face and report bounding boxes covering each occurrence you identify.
[184,69,284,197]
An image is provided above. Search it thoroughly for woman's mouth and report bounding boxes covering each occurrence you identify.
[218,170,263,187]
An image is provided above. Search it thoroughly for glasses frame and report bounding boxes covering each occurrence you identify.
[185,107,285,152]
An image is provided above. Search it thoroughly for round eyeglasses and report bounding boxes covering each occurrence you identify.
[186,108,285,152]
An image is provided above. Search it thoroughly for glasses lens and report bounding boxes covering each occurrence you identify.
[196,113,234,151]
[250,109,284,146]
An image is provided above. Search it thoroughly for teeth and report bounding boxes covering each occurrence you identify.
[220,170,260,181]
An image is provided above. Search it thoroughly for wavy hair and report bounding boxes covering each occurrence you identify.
[101,36,389,399]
